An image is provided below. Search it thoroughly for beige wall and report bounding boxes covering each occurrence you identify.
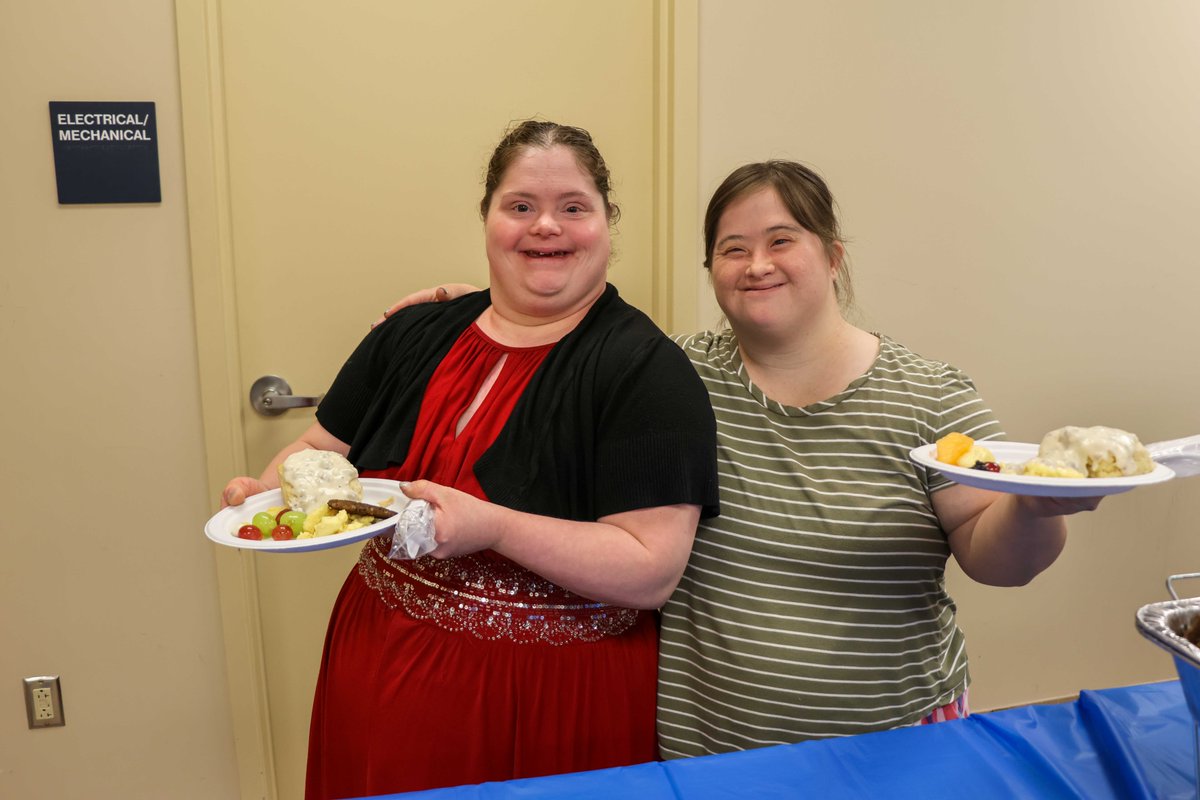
[0,1,238,798]
[697,0,1200,709]
[4,1,1199,797]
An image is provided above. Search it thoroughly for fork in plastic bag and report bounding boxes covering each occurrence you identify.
[387,498,437,560]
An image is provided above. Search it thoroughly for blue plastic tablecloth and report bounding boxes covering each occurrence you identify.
[367,681,1196,800]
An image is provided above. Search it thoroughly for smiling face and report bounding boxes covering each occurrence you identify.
[709,187,843,342]
[484,145,611,322]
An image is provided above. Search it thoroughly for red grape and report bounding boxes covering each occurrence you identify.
[237,524,263,540]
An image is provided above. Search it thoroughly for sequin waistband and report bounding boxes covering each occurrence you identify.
[356,536,640,645]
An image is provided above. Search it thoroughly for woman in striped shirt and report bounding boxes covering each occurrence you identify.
[379,160,1102,759]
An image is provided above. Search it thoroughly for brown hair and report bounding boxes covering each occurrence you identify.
[703,160,853,309]
[480,120,620,224]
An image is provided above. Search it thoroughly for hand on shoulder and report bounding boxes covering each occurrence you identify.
[371,283,482,328]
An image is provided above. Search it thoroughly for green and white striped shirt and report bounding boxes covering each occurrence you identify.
[657,330,1004,758]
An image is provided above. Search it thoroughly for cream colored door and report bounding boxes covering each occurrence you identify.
[179,1,698,797]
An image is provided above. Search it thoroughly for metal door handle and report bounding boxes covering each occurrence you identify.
[249,375,324,417]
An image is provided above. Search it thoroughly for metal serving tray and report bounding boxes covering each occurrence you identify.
[1136,573,1200,794]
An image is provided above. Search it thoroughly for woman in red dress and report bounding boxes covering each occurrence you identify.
[221,121,720,798]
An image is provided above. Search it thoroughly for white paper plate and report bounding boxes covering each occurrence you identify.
[909,441,1175,497]
[204,478,409,552]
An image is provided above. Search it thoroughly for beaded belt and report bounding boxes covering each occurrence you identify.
[356,535,640,645]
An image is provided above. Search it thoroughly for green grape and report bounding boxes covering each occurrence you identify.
[252,511,277,536]
[280,510,307,535]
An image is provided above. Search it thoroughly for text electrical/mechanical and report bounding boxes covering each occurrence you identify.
[55,112,153,142]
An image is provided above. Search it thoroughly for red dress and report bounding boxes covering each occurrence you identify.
[306,324,658,799]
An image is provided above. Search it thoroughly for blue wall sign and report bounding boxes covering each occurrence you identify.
[49,101,161,204]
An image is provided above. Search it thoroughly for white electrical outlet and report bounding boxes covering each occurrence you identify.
[32,687,54,719]
[23,676,65,728]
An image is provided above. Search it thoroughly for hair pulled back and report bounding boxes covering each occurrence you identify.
[703,160,853,308]
[480,120,620,225]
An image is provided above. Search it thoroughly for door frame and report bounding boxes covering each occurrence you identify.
[176,0,699,795]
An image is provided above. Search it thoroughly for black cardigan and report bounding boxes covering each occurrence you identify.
[317,284,719,522]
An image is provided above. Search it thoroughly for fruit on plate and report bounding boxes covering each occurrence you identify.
[934,432,996,469]
[935,432,973,465]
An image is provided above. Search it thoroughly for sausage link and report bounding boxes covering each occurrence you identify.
[327,499,397,519]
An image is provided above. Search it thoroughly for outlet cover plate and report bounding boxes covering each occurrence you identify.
[23,676,65,728]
